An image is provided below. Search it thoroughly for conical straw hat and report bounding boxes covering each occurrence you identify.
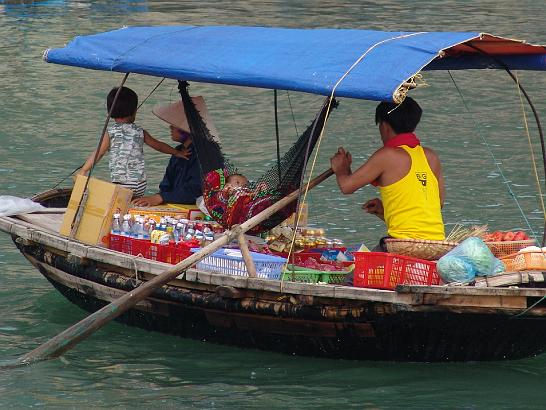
[152,96,220,141]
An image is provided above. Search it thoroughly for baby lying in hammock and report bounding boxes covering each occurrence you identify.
[203,169,292,233]
[225,174,250,190]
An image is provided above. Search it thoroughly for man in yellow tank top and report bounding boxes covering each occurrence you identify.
[330,97,445,251]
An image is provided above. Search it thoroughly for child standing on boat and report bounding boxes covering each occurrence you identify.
[78,86,189,198]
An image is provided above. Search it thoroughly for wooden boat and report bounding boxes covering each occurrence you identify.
[4,26,546,362]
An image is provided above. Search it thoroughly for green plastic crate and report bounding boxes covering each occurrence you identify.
[320,271,348,284]
[282,265,348,284]
[282,267,321,283]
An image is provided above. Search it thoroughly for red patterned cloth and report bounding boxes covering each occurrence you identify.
[203,169,287,233]
[383,132,421,148]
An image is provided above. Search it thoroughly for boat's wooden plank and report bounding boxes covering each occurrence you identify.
[84,245,167,276]
[333,285,399,303]
[247,277,282,293]
[281,281,336,298]
[31,230,69,253]
[185,270,198,282]
[65,240,90,259]
[422,294,527,309]
[30,257,157,312]
[397,284,546,297]
[0,216,14,234]
[209,272,249,289]
[474,271,546,288]
[194,270,213,285]
[18,213,63,233]
[9,222,33,240]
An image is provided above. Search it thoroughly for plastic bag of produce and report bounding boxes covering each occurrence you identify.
[437,237,505,283]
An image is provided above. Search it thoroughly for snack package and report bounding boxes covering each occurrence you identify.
[437,237,505,283]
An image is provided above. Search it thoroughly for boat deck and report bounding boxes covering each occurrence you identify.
[2,213,546,315]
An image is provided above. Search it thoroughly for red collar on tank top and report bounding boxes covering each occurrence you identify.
[383,132,421,148]
[371,133,421,186]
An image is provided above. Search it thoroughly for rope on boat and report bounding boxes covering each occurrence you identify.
[131,256,141,284]
[511,294,546,318]
[448,71,539,242]
[286,91,300,138]
[49,76,165,191]
[515,72,546,221]
[283,32,428,278]
[137,77,166,110]
[50,163,84,190]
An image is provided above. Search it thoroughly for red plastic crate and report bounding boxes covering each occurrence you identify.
[108,234,195,264]
[108,233,125,252]
[353,252,439,290]
[271,249,352,269]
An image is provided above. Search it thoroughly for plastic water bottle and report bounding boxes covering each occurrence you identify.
[184,222,195,241]
[131,215,142,238]
[175,222,185,243]
[111,213,121,235]
[134,217,146,240]
[146,219,156,237]
[173,226,180,244]
[159,217,167,232]
[121,214,132,237]
[179,219,189,237]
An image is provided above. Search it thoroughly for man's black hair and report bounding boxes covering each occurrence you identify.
[106,86,138,119]
[375,96,422,134]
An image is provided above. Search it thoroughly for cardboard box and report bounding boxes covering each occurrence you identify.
[166,203,205,220]
[129,203,204,221]
[60,175,133,246]
[283,202,308,227]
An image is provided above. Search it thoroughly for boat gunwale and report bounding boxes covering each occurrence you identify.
[4,212,546,304]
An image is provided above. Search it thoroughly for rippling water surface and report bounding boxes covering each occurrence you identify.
[2,1,546,408]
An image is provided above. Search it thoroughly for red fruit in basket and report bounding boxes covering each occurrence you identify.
[502,231,516,241]
[491,231,504,242]
[513,231,527,241]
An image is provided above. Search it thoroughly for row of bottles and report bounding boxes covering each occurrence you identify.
[111,213,218,246]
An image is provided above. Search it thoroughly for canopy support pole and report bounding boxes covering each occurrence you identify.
[70,73,130,238]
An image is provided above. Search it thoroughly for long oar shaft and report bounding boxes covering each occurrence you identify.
[15,169,333,366]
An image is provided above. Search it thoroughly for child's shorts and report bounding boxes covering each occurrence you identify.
[114,180,147,198]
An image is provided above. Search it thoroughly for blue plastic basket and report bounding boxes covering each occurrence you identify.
[194,248,287,279]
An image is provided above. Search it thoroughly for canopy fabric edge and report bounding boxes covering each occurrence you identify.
[43,26,546,102]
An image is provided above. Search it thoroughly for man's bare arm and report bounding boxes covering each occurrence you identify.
[331,147,386,194]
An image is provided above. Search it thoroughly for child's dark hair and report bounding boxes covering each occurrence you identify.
[375,96,422,134]
[106,86,138,119]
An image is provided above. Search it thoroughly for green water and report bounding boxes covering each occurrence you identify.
[2,0,546,408]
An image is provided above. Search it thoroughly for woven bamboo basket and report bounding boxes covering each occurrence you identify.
[385,238,459,261]
[485,240,537,258]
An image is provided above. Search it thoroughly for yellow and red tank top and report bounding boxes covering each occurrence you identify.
[378,145,445,240]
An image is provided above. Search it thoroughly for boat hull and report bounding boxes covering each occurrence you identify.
[18,241,546,362]
[3,188,546,362]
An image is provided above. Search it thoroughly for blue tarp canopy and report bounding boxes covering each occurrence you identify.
[44,26,546,102]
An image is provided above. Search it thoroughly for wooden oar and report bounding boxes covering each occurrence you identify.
[31,208,67,214]
[9,168,333,367]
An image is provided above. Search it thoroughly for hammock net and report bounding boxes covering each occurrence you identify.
[178,81,334,234]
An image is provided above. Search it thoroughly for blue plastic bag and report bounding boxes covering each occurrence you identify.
[437,237,505,283]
